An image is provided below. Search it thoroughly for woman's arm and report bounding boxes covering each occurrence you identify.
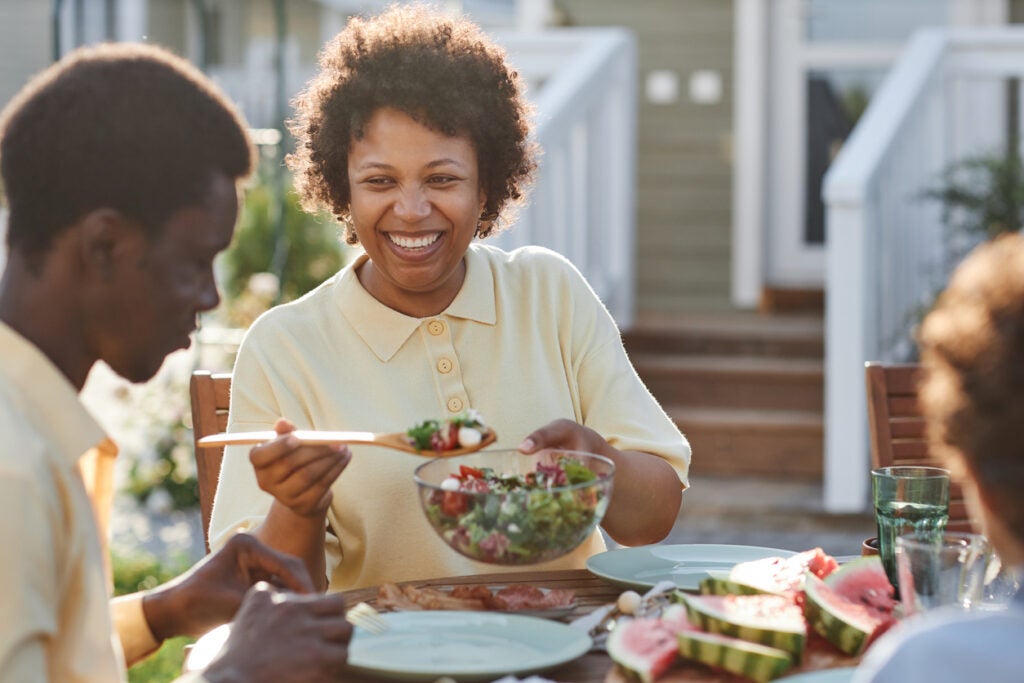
[247,419,351,590]
[519,419,682,546]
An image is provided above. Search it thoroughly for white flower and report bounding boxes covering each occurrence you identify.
[247,272,280,299]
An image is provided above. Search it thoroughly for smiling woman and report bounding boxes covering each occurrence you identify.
[208,4,691,593]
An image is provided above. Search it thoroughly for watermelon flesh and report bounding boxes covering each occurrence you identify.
[828,556,897,620]
[678,593,807,661]
[803,556,898,656]
[607,604,696,683]
[609,602,796,683]
[701,548,839,606]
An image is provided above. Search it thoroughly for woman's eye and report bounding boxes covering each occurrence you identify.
[363,177,394,186]
[428,175,458,184]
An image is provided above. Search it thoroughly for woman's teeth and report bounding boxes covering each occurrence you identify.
[388,232,440,249]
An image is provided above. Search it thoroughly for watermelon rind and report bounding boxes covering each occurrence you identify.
[699,576,771,597]
[678,593,806,660]
[677,629,793,683]
[803,573,875,656]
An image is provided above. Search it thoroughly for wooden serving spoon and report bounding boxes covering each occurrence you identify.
[197,427,497,457]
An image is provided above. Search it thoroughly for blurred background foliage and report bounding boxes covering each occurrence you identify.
[219,161,347,329]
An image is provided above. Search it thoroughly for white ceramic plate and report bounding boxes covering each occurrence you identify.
[775,667,857,683]
[346,611,591,682]
[586,543,798,591]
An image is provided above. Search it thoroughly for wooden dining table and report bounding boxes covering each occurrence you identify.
[336,568,862,683]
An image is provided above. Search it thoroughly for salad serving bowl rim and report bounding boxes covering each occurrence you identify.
[412,448,616,491]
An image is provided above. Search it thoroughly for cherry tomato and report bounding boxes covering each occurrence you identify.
[441,491,469,516]
[458,465,485,480]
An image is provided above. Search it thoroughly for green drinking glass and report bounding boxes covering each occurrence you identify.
[871,465,950,593]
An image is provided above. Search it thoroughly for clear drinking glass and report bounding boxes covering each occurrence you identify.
[871,466,950,593]
[896,531,989,615]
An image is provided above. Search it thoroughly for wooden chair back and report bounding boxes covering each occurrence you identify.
[864,362,974,532]
[189,370,232,553]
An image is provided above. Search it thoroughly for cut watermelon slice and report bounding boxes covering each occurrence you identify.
[607,605,695,683]
[700,548,839,605]
[803,556,897,656]
[678,593,807,661]
[677,630,794,683]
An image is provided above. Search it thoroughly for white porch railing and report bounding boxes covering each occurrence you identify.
[210,28,638,328]
[822,27,1024,512]
[493,28,637,327]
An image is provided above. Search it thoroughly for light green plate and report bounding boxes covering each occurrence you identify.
[586,543,798,591]
[775,667,857,683]
[346,611,591,682]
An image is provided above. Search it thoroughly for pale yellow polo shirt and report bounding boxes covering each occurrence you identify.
[0,322,186,682]
[211,244,690,591]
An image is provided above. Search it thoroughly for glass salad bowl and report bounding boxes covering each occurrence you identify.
[414,449,615,565]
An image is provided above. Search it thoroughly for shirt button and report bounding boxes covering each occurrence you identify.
[437,358,453,374]
[427,320,445,336]
[447,397,464,413]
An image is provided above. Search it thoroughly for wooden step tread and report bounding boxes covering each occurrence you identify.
[633,354,823,376]
[629,311,824,339]
[669,407,823,433]
[624,312,824,359]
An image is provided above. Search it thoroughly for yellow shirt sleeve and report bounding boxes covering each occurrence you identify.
[111,594,161,667]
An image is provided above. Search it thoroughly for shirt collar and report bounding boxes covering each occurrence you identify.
[336,245,496,362]
[0,320,107,466]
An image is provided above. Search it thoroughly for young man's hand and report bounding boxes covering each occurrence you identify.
[142,532,316,640]
[202,582,352,683]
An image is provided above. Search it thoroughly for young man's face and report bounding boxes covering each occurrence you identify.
[91,173,237,383]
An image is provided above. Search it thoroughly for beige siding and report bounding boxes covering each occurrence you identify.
[0,1,51,109]
[146,0,187,54]
[556,0,734,313]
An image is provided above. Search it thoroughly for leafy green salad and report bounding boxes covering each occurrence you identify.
[406,409,486,452]
[423,457,611,564]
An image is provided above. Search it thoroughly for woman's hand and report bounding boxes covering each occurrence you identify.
[519,418,682,546]
[249,418,351,517]
[517,418,609,456]
[247,418,350,590]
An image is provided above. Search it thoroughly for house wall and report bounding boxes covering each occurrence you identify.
[146,0,187,53]
[0,1,51,108]
[555,0,735,313]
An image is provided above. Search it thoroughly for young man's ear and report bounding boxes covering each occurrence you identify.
[76,208,138,279]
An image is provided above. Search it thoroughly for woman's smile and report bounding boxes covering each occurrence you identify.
[386,231,443,250]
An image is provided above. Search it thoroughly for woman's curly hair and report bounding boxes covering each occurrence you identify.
[918,233,1024,543]
[287,4,537,245]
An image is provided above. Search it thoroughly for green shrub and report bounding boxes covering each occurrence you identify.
[221,171,345,326]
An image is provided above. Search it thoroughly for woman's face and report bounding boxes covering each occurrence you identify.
[348,107,485,317]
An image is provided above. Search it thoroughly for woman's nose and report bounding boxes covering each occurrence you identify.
[393,186,430,221]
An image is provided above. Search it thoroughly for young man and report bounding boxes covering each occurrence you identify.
[0,43,352,682]
[854,234,1024,682]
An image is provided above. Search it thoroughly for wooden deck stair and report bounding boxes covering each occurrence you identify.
[624,312,824,481]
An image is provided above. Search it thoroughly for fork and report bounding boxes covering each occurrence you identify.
[345,602,389,635]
